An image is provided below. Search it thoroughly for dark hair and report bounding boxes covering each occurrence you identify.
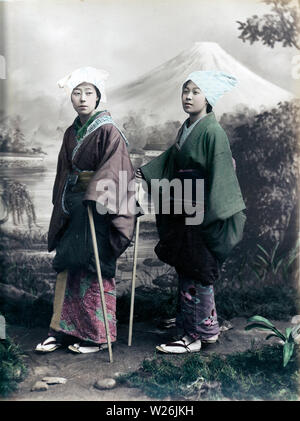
[206,102,212,113]
[94,86,101,109]
[182,80,190,90]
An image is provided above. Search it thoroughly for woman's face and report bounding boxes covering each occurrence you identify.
[71,82,99,117]
[182,80,207,118]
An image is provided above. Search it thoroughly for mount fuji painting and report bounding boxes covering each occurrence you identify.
[109,42,293,124]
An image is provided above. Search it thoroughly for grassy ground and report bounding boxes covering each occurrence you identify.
[0,335,27,397]
[120,344,300,400]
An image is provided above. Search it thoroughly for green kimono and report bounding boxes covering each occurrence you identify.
[140,112,246,265]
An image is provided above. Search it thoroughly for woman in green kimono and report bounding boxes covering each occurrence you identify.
[137,71,246,353]
[35,67,136,354]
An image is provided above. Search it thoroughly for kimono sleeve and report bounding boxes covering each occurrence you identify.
[200,124,247,262]
[140,147,173,185]
[201,210,247,263]
[203,124,246,225]
[83,125,135,214]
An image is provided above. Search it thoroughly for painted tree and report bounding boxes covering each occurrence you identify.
[237,0,300,49]
[0,116,46,154]
[220,100,300,252]
[0,179,37,229]
[0,120,12,152]
[11,116,26,153]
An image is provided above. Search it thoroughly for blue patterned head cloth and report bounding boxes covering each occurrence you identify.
[185,71,238,107]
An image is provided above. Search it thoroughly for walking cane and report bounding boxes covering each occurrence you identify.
[87,204,113,363]
[128,181,142,346]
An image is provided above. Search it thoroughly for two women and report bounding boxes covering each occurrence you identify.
[36,67,136,354]
[137,71,246,353]
[36,66,246,356]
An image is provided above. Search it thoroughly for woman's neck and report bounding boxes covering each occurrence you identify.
[78,110,97,125]
[187,110,208,127]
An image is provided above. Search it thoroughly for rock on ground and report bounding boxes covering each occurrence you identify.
[291,315,300,324]
[31,381,48,392]
[42,377,67,385]
[94,378,117,390]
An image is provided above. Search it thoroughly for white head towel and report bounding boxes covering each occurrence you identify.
[57,66,109,103]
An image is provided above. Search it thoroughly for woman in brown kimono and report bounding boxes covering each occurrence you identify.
[35,67,136,353]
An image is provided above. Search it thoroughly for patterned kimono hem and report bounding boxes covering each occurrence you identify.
[49,269,117,345]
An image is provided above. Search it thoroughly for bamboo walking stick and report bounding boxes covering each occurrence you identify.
[87,204,113,363]
[128,182,142,346]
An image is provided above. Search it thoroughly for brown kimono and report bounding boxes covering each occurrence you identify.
[47,111,136,344]
[48,111,136,257]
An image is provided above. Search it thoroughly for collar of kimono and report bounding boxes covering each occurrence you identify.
[71,110,129,161]
[74,111,104,142]
[175,112,215,151]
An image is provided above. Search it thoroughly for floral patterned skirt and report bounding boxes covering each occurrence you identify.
[49,268,116,344]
